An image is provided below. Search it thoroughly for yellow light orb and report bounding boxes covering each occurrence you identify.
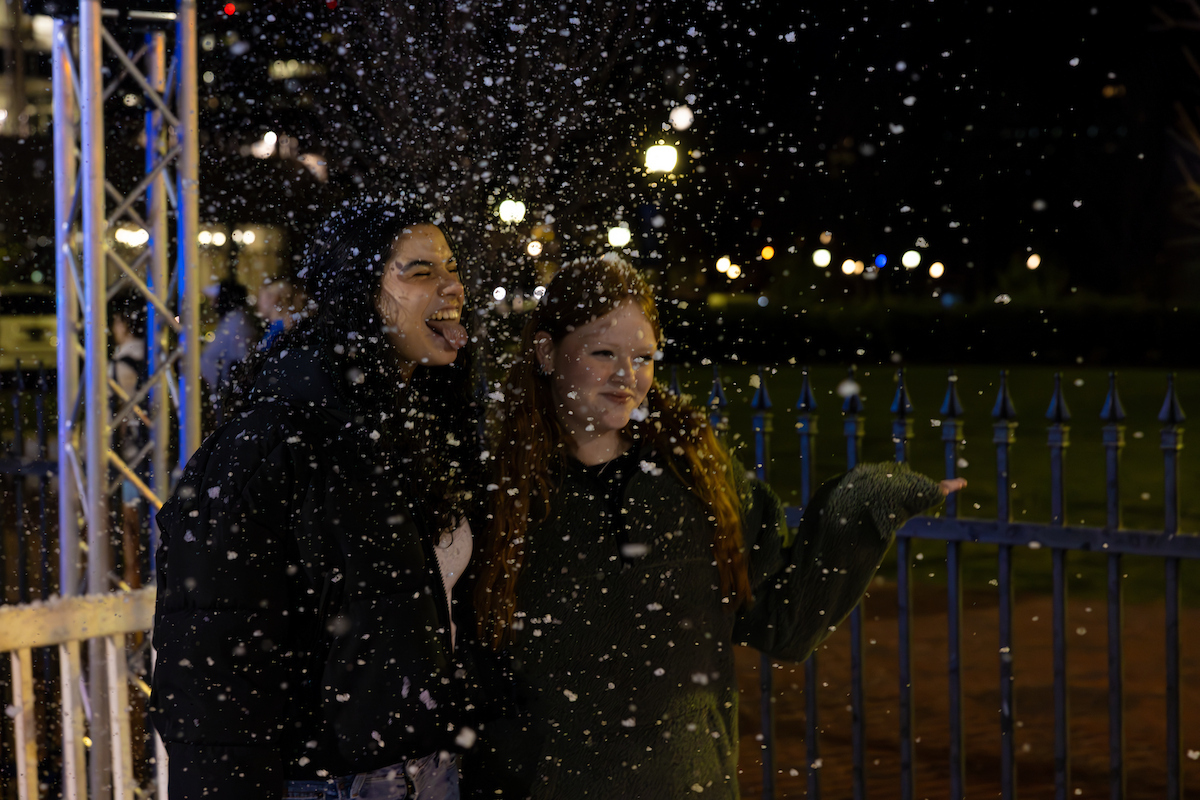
[727,264,742,279]
[819,231,833,245]
[853,261,865,276]
[813,249,832,268]
[498,199,526,224]
[902,250,921,269]
[841,259,856,275]
[761,245,775,260]
[716,256,731,274]
[608,225,632,247]
[526,240,543,257]
[645,143,679,173]
[929,262,945,279]
[1026,253,1041,270]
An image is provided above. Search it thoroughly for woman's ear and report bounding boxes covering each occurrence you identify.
[534,333,555,375]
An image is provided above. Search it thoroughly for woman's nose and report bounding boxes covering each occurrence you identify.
[439,273,465,297]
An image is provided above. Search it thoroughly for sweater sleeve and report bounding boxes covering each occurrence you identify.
[733,462,943,663]
[150,420,317,800]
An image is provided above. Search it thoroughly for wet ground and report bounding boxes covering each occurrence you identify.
[736,581,1200,799]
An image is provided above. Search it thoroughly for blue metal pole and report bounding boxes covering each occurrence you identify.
[891,368,915,800]
[942,370,966,800]
[1158,374,1184,800]
[752,367,775,800]
[992,370,1018,800]
[796,369,821,800]
[1100,372,1125,800]
[842,368,867,800]
[1045,372,1072,800]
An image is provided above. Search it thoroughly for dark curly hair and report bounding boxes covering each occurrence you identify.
[227,199,482,537]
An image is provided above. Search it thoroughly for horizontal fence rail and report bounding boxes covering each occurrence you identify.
[0,588,158,800]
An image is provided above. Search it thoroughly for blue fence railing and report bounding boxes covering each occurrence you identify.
[690,365,1199,800]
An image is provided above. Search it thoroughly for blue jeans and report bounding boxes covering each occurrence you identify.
[285,752,459,800]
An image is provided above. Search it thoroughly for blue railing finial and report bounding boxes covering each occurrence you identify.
[841,365,864,415]
[707,364,728,410]
[751,366,772,411]
[890,367,913,417]
[667,365,681,397]
[795,367,818,414]
[1100,372,1126,423]
[991,369,1018,421]
[1158,372,1186,425]
[1045,372,1072,424]
[940,369,965,418]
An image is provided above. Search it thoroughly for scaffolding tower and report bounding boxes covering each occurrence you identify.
[50,0,201,793]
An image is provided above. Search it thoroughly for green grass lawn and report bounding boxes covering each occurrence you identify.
[670,363,1200,606]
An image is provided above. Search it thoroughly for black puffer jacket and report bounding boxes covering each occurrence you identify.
[151,346,485,800]
[467,449,942,799]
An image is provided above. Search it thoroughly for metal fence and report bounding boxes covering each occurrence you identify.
[713,365,1200,800]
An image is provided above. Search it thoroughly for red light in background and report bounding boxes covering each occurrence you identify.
[223,2,234,13]
[325,0,337,8]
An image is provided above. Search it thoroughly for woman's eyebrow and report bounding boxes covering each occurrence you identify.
[399,257,456,271]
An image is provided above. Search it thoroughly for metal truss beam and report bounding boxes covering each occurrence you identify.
[52,0,201,795]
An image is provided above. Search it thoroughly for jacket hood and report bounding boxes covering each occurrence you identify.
[249,342,354,422]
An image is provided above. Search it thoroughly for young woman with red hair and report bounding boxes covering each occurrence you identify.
[470,255,963,798]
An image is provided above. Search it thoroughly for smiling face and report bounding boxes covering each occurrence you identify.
[377,223,467,375]
[535,302,658,463]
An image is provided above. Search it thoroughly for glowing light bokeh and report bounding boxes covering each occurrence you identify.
[929,262,945,278]
[526,241,543,257]
[727,264,742,279]
[498,199,526,224]
[841,259,856,275]
[608,225,632,247]
[1026,253,1041,270]
[761,245,775,261]
[716,256,731,274]
[645,144,678,173]
[902,250,921,269]
[813,249,832,268]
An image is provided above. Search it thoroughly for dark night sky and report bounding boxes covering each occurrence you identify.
[650,0,1177,299]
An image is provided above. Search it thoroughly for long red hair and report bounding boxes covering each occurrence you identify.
[475,256,751,648]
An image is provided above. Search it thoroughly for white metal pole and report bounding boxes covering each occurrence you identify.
[53,18,81,601]
[146,30,169,558]
[80,0,113,794]
[176,0,201,463]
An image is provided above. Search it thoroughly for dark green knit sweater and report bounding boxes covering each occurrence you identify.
[469,455,942,799]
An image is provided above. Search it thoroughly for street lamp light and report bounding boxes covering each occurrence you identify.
[608,224,632,248]
[498,199,526,224]
[645,144,678,173]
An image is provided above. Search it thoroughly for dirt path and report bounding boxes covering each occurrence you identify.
[736,582,1200,798]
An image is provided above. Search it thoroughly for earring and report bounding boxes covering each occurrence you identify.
[536,362,551,378]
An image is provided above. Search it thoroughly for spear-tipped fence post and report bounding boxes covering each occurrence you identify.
[892,367,916,800]
[941,369,966,800]
[751,367,776,799]
[992,370,1019,799]
[842,366,868,799]
[708,364,728,436]
[1100,372,1126,799]
[1045,372,1072,799]
[795,368,821,799]
[1159,374,1185,800]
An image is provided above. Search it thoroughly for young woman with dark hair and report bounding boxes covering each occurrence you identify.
[152,201,487,800]
[470,255,964,798]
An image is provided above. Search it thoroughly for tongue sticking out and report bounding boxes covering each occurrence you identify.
[427,319,468,350]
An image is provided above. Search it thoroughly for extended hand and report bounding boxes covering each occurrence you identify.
[939,478,967,496]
